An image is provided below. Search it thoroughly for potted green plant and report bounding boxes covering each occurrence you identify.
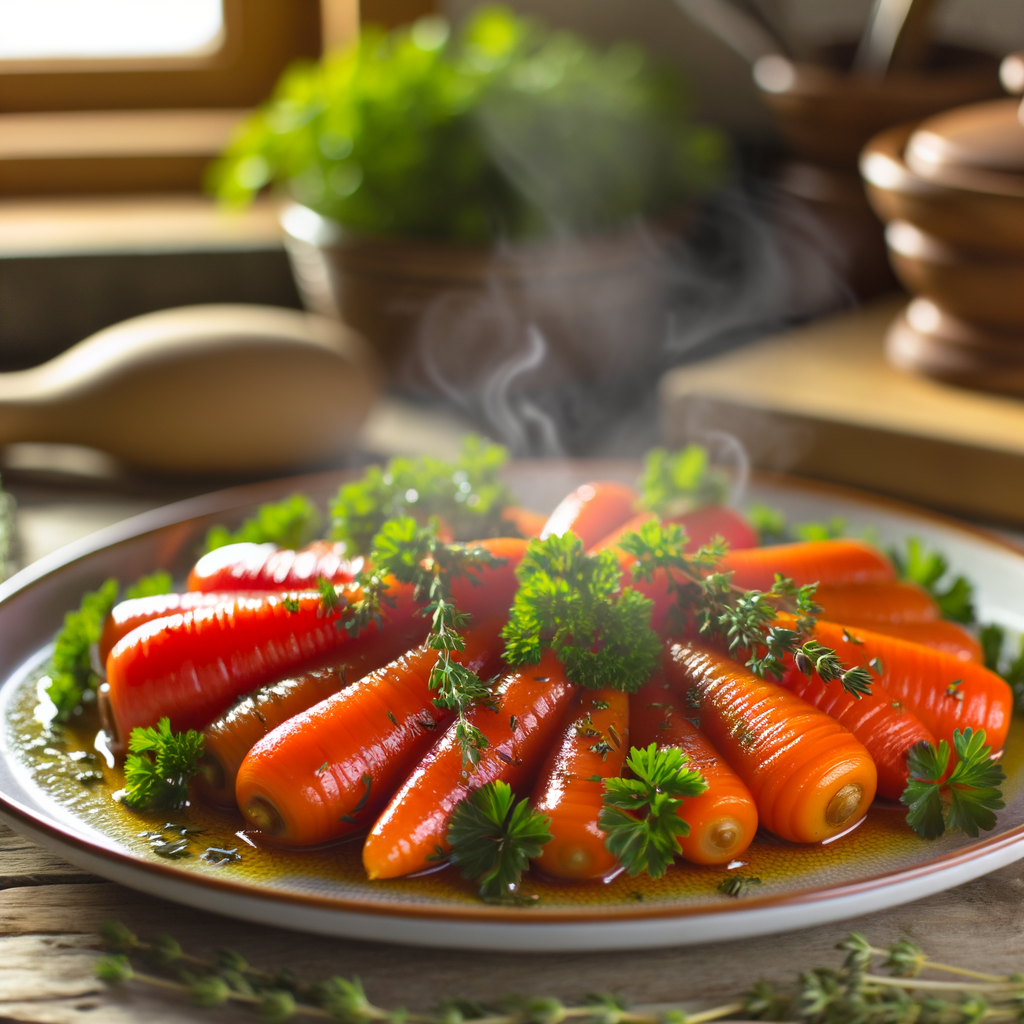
[210,6,727,396]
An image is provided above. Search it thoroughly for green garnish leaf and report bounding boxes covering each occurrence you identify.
[501,534,661,692]
[718,875,762,898]
[46,578,119,722]
[890,537,976,624]
[121,718,204,813]
[203,493,322,554]
[902,728,1005,840]
[329,437,515,557]
[745,503,845,546]
[599,744,707,878]
[123,571,174,600]
[639,445,729,517]
[447,781,551,901]
[980,623,1005,674]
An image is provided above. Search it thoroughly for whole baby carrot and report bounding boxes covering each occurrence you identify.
[804,619,1012,752]
[630,675,758,864]
[592,506,757,555]
[814,582,938,626]
[721,539,895,592]
[363,649,575,879]
[234,616,508,844]
[666,641,877,843]
[778,664,937,801]
[540,481,638,550]
[501,506,548,539]
[188,539,358,593]
[530,689,629,881]
[197,620,428,805]
[841,619,981,663]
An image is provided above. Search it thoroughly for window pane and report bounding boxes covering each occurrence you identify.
[0,0,224,60]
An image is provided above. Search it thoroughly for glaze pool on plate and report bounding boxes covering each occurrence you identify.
[0,464,1022,950]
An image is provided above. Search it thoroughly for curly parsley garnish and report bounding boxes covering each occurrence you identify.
[620,520,873,697]
[902,728,1005,840]
[501,534,661,692]
[330,436,516,557]
[599,744,707,878]
[447,781,551,901]
[890,537,975,624]
[639,445,729,517]
[121,718,205,813]
[203,493,322,554]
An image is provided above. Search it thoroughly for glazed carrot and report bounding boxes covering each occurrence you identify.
[99,590,268,663]
[198,621,428,806]
[802,619,1012,751]
[666,641,877,843]
[540,481,638,550]
[721,539,895,592]
[778,665,937,800]
[592,505,757,555]
[814,582,939,626]
[842,619,982,663]
[502,506,548,539]
[629,675,757,864]
[530,689,629,880]
[363,649,576,879]
[107,537,528,739]
[234,616,509,844]
[187,539,358,593]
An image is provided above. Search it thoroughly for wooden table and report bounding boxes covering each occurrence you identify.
[3,462,1024,1023]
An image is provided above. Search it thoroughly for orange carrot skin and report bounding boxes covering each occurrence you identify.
[234,617,508,845]
[188,540,359,593]
[531,689,629,881]
[666,642,877,843]
[630,676,758,865]
[721,539,895,592]
[363,649,576,880]
[814,582,938,626]
[805,619,1012,752]
[502,506,548,539]
[99,590,268,664]
[837,619,982,663]
[198,621,428,806]
[778,665,937,800]
[540,481,638,550]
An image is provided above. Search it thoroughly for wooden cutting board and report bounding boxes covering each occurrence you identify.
[660,295,1024,526]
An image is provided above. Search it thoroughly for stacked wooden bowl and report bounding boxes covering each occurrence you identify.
[861,53,1024,394]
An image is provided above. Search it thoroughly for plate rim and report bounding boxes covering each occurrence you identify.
[2,466,1023,936]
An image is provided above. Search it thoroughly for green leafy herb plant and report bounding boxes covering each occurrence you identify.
[204,494,322,554]
[121,718,205,813]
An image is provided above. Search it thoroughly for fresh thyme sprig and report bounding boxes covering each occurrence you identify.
[619,521,873,697]
[97,924,1023,1024]
[902,728,1006,840]
[120,718,205,813]
[599,744,707,879]
[501,534,662,693]
[447,781,552,901]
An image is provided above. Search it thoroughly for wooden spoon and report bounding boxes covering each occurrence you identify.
[0,305,381,476]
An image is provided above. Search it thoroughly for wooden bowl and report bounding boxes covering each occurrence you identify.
[886,298,1024,395]
[861,122,1024,256]
[885,220,1024,330]
[754,44,1001,170]
[280,203,679,395]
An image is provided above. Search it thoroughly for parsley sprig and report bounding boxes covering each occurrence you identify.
[447,781,552,901]
[501,534,662,692]
[599,744,707,878]
[639,445,730,517]
[901,728,1006,840]
[890,537,975,624]
[121,718,205,813]
[203,494,322,554]
[620,521,874,697]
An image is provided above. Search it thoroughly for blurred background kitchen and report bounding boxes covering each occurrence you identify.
[2,0,1024,569]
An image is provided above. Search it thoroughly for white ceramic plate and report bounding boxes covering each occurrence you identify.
[1,463,1022,952]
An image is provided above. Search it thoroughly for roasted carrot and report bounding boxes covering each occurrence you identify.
[363,649,576,879]
[234,616,509,844]
[197,621,428,806]
[187,539,359,593]
[721,539,895,592]
[530,689,629,881]
[107,537,527,739]
[838,619,982,663]
[801,619,1012,751]
[778,665,937,800]
[666,641,877,843]
[540,481,638,550]
[592,505,757,555]
[629,675,758,864]
[814,582,939,626]
[502,506,548,539]
[99,590,266,664]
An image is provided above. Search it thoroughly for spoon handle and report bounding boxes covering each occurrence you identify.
[854,0,938,76]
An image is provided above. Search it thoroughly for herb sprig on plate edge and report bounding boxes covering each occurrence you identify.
[95,921,1024,1024]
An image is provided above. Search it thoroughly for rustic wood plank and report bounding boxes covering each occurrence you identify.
[0,824,96,889]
